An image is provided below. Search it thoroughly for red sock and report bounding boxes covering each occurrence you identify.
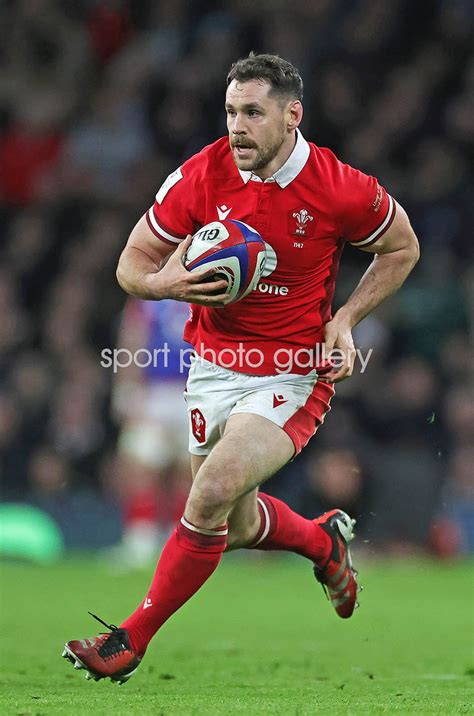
[248,493,331,564]
[121,517,227,655]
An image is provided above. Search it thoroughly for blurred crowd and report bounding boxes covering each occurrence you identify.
[0,0,472,559]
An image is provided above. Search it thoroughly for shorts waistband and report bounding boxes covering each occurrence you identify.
[192,352,317,381]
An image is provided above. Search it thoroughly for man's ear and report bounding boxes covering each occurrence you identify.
[287,100,303,130]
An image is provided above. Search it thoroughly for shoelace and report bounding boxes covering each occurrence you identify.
[88,612,130,660]
[314,569,330,600]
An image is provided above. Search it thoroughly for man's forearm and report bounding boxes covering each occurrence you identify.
[336,246,419,328]
[116,245,167,300]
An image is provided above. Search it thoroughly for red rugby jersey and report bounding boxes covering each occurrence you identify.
[145,131,395,375]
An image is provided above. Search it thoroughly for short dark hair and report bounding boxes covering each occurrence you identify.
[226,52,303,102]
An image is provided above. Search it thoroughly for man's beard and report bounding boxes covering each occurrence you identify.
[232,133,285,172]
[250,138,285,171]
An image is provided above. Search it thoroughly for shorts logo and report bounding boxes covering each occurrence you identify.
[191,408,206,443]
[273,394,288,408]
[289,206,316,237]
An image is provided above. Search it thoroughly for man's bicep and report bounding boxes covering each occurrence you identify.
[126,214,177,267]
[145,162,198,246]
[358,201,420,257]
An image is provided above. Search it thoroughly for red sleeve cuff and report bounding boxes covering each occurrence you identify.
[145,207,186,245]
[349,195,396,247]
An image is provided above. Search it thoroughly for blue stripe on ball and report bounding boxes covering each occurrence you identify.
[228,220,262,243]
[188,244,249,292]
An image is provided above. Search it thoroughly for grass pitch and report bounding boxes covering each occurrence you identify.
[0,555,472,715]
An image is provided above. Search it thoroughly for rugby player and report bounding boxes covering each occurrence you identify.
[63,53,419,683]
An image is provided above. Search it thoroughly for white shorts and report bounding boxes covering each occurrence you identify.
[184,355,335,457]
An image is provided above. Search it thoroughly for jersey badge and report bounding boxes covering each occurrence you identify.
[290,207,316,237]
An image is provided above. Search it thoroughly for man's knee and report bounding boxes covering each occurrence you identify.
[185,464,238,525]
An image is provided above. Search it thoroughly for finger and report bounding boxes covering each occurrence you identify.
[187,293,230,306]
[188,266,225,282]
[323,367,351,383]
[320,347,352,382]
[323,352,356,382]
[319,361,342,382]
[319,369,345,383]
[175,235,193,260]
[190,279,229,294]
[323,323,337,354]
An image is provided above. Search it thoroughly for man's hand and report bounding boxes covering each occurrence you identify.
[320,312,356,383]
[145,236,232,307]
[117,216,233,305]
[319,200,419,384]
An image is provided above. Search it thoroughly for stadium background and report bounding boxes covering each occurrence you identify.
[0,0,472,561]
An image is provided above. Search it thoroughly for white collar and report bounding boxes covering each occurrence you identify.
[238,129,310,188]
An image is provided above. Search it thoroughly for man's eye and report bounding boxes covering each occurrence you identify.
[226,109,236,116]
[249,111,260,117]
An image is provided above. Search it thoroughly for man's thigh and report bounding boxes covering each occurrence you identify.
[221,412,294,489]
[188,413,294,511]
[191,413,295,492]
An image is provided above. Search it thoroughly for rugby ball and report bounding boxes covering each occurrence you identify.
[184,220,266,304]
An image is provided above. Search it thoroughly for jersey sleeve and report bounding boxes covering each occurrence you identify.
[145,155,202,246]
[337,163,396,247]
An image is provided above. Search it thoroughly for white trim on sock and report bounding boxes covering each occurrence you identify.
[254,497,271,546]
[180,516,228,536]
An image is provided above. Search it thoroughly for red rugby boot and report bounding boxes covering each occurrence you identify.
[62,613,142,685]
[313,509,361,619]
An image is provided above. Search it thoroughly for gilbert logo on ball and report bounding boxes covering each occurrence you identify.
[184,220,267,304]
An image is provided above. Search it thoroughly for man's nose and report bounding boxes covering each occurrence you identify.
[232,114,247,134]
